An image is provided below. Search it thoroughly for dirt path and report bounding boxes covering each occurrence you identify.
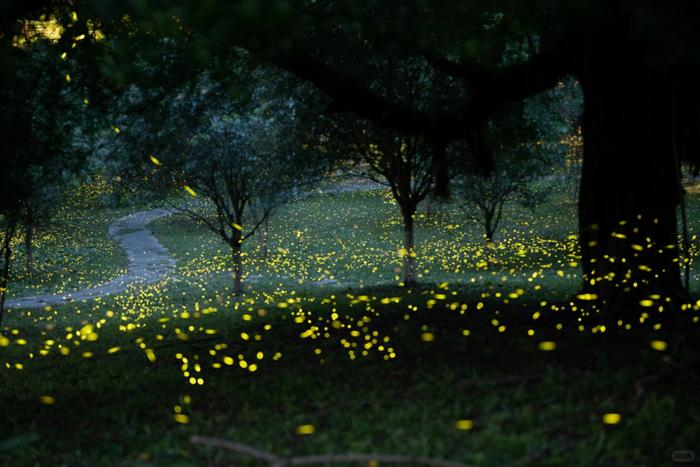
[7,209,175,309]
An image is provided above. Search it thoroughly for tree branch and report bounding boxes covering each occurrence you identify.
[425,49,570,112]
[278,54,434,136]
[190,435,284,465]
[277,48,569,146]
[190,435,474,467]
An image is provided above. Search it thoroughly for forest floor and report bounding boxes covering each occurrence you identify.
[2,181,700,466]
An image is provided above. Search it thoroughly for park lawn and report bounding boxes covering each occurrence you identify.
[151,185,585,295]
[7,204,131,298]
[2,180,700,466]
[152,182,700,297]
[1,272,699,467]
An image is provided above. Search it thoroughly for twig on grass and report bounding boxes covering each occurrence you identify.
[190,435,284,465]
[190,435,474,467]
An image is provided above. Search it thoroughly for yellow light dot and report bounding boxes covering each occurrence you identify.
[650,340,667,351]
[602,413,621,424]
[39,395,55,405]
[173,414,190,424]
[421,332,434,342]
[296,424,315,435]
[455,419,473,430]
[538,341,556,351]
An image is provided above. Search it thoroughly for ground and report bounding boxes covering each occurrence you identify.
[1,180,699,466]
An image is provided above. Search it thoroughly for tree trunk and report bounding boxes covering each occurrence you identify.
[232,244,243,295]
[577,62,684,314]
[483,208,495,245]
[484,225,497,264]
[421,197,434,217]
[259,217,269,257]
[24,219,34,275]
[485,231,495,249]
[0,221,16,325]
[402,211,417,287]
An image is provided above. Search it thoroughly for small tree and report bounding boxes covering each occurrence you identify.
[352,128,433,286]
[168,81,326,294]
[321,59,456,286]
[525,78,583,206]
[454,105,551,244]
[456,151,549,244]
[0,211,19,323]
[19,181,57,275]
[0,38,83,321]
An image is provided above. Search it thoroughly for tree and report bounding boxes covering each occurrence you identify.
[162,77,327,294]
[456,157,548,245]
[349,127,433,286]
[320,59,458,286]
[525,78,583,205]
[14,0,700,313]
[455,103,553,243]
[0,212,18,324]
[0,32,84,322]
[19,174,59,275]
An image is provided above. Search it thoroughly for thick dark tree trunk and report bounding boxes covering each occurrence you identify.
[232,244,243,295]
[578,61,684,314]
[0,223,15,325]
[402,211,417,287]
[24,219,34,275]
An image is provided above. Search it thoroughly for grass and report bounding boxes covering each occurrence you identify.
[7,205,131,298]
[2,180,700,466]
[151,185,584,295]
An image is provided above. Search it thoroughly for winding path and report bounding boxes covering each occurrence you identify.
[7,209,175,309]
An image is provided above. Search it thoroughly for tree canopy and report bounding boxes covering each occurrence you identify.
[3,0,700,312]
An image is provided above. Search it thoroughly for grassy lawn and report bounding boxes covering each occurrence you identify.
[7,205,131,298]
[2,181,700,466]
[151,185,584,294]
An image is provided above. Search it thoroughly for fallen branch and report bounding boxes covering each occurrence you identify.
[190,435,474,467]
[191,436,284,465]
